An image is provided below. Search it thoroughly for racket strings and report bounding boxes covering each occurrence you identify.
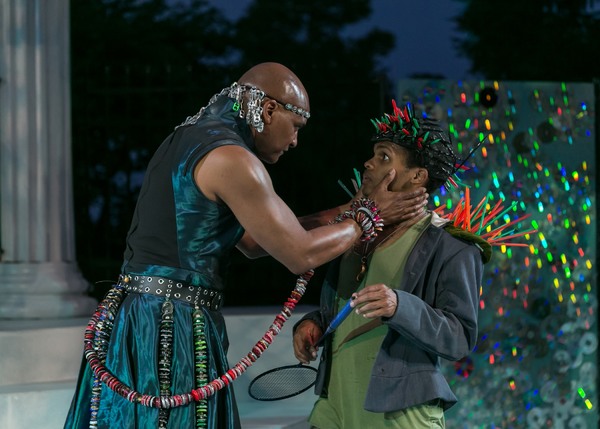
[248,365,317,401]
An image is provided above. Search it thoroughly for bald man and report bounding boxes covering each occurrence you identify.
[64,62,428,429]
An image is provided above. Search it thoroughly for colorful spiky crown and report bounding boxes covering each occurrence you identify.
[371,100,466,191]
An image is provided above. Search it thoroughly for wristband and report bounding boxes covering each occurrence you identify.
[332,197,383,242]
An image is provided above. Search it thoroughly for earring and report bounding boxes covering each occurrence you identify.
[245,87,265,133]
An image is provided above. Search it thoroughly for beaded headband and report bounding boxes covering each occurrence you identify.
[262,94,311,119]
[177,82,310,133]
[371,100,482,191]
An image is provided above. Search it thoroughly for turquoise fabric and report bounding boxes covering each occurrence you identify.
[65,96,253,429]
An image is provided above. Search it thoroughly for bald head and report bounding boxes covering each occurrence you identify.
[238,62,310,114]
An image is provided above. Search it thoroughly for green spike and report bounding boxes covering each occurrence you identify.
[451,174,467,188]
[353,168,362,188]
[484,201,518,229]
[337,179,354,199]
[370,119,380,131]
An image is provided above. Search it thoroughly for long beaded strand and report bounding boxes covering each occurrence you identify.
[158,300,174,428]
[193,309,208,428]
[88,285,125,429]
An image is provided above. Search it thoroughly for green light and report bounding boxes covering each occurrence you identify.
[492,172,500,189]
[537,202,544,213]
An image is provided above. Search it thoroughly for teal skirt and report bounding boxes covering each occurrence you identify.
[64,292,241,429]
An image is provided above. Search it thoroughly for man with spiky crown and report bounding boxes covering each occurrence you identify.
[65,64,429,429]
[293,101,491,429]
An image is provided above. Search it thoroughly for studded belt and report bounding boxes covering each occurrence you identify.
[118,274,223,310]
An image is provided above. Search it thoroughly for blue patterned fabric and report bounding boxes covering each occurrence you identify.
[65,96,254,429]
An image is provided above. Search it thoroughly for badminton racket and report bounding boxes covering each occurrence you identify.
[248,299,354,401]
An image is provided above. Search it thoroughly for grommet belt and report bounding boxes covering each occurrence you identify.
[118,274,223,310]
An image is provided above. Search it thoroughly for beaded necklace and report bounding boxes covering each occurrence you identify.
[354,213,426,282]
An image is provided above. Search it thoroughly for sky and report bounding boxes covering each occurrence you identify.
[209,0,476,81]
[350,0,475,80]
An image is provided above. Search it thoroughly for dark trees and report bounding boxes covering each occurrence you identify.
[453,0,600,81]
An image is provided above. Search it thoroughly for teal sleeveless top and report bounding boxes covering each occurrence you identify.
[122,95,254,289]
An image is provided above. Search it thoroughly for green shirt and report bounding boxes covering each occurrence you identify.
[309,215,430,429]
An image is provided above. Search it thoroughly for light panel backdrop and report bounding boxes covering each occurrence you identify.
[396,79,597,428]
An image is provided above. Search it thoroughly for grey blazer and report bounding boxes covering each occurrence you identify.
[296,214,486,413]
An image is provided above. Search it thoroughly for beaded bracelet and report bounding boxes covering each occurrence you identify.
[333,197,384,242]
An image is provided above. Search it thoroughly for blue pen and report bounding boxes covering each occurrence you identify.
[315,298,354,347]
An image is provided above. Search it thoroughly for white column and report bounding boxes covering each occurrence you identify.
[0,0,96,318]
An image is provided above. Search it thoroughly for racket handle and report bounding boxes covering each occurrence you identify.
[329,299,354,330]
[314,299,354,347]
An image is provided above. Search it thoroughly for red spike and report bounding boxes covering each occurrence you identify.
[392,99,401,116]
[464,188,471,231]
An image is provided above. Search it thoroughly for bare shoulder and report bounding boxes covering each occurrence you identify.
[194,144,271,202]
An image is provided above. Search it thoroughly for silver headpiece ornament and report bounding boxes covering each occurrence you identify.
[176,82,310,132]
